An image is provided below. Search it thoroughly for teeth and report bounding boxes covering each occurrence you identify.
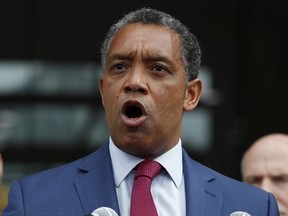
[125,106,142,118]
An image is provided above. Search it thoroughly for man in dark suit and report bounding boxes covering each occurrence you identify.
[3,7,279,216]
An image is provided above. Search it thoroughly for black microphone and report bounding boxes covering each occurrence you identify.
[86,207,118,216]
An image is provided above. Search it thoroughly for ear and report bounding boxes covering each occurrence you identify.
[99,76,105,108]
[183,79,202,111]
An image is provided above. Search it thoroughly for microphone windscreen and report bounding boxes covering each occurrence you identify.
[230,211,251,216]
[90,207,118,216]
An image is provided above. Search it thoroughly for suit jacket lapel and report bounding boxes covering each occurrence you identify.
[73,144,223,216]
[183,150,223,216]
[74,143,120,215]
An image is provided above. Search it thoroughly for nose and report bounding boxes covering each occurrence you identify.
[261,178,275,194]
[124,69,148,94]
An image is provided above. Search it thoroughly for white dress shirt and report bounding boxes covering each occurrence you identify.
[109,137,186,216]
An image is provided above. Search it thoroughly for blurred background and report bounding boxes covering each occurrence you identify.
[0,0,287,212]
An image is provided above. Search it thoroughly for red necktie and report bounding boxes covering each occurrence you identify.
[130,160,162,216]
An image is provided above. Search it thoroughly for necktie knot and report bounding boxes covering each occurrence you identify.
[135,160,162,180]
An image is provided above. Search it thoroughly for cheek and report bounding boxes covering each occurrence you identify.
[279,181,288,192]
[161,84,185,106]
[103,80,120,99]
[156,85,185,116]
[102,83,120,115]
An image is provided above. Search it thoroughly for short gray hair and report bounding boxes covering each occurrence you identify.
[100,7,202,81]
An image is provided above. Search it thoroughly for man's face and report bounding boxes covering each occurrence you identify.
[242,139,288,216]
[100,23,201,159]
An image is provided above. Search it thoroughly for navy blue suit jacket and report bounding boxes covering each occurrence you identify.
[2,142,279,216]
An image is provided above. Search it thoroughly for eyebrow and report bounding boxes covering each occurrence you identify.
[244,175,262,181]
[106,53,134,63]
[107,51,176,66]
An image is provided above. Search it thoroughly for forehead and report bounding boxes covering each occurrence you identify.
[248,138,288,159]
[243,141,288,175]
[108,23,181,58]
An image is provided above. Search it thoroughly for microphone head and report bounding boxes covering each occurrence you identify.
[90,207,118,216]
[230,211,251,216]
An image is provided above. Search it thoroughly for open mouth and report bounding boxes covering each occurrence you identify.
[121,100,147,127]
[122,101,145,118]
[125,106,143,118]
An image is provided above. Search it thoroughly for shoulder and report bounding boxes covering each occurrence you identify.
[182,150,279,215]
[18,143,110,186]
[18,155,85,188]
[184,150,268,195]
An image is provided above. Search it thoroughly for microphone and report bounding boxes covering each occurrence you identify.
[230,211,251,216]
[87,207,118,216]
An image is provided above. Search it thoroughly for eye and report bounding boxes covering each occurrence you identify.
[151,64,170,75]
[245,176,262,185]
[113,64,126,71]
[152,65,165,71]
[272,175,288,184]
[152,65,166,72]
[110,63,127,75]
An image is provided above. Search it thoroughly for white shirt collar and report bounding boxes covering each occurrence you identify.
[109,136,183,188]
